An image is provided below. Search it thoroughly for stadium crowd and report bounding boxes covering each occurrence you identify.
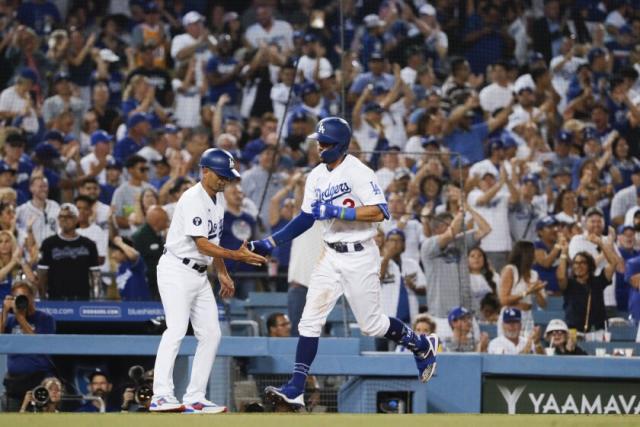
[1,0,640,412]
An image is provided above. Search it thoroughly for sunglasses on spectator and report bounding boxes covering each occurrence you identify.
[573,260,587,265]
[138,167,150,172]
[58,214,76,220]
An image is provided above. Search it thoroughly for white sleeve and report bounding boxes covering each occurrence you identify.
[170,35,188,59]
[300,170,318,214]
[0,90,11,111]
[487,338,504,355]
[353,166,387,206]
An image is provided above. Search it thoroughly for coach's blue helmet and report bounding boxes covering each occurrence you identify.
[199,148,241,180]
[309,117,351,164]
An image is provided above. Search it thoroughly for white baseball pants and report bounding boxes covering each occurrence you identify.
[298,239,391,337]
[153,255,221,403]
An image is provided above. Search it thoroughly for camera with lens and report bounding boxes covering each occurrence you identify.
[31,385,50,407]
[126,365,153,408]
[14,295,28,312]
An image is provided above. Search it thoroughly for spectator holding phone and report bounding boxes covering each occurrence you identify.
[1,281,56,411]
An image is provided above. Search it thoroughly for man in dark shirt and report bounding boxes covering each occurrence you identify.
[126,43,172,107]
[1,281,56,411]
[37,204,101,300]
[76,370,118,412]
[132,205,169,300]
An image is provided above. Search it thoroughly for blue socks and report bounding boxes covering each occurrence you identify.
[385,317,419,352]
[290,336,318,390]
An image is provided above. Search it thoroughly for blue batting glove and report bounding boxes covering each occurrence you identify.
[248,238,275,256]
[311,201,341,220]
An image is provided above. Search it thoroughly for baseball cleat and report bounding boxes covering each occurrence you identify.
[265,383,305,409]
[149,395,185,412]
[414,333,438,383]
[183,399,227,414]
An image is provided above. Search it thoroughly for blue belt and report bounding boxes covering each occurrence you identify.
[163,248,208,273]
[326,241,364,253]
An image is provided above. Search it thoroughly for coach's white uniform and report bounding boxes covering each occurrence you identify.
[298,154,390,337]
[153,182,225,403]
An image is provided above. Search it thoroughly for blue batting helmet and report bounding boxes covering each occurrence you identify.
[308,117,351,164]
[199,148,240,180]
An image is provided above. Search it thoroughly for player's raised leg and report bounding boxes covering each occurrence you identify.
[151,258,195,412]
[264,253,342,409]
[181,277,226,414]
[340,240,438,383]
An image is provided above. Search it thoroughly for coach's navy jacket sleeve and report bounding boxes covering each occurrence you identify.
[272,211,315,246]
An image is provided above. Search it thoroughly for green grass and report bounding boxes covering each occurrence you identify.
[1,414,638,427]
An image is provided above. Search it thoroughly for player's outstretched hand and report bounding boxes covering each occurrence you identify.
[236,241,267,266]
[248,238,274,256]
[311,201,340,220]
[218,272,235,298]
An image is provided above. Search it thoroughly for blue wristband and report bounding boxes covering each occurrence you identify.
[340,207,357,221]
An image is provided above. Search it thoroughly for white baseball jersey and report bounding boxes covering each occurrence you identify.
[302,154,387,243]
[164,182,225,264]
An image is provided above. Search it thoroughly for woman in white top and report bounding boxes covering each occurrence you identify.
[499,241,547,335]
[468,246,500,313]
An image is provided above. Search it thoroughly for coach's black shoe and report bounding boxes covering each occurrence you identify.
[265,383,305,409]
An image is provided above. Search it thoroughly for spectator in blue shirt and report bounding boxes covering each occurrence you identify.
[616,225,639,313]
[206,34,241,105]
[17,0,61,36]
[358,14,385,71]
[1,281,56,412]
[220,182,257,300]
[463,2,512,75]
[3,133,34,197]
[111,236,150,301]
[99,159,123,205]
[121,75,167,129]
[442,93,512,164]
[534,216,562,295]
[348,51,395,103]
[114,113,150,163]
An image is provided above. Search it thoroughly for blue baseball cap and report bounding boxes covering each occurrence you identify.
[582,126,598,141]
[487,138,504,155]
[386,228,406,240]
[556,130,573,144]
[588,47,606,63]
[19,67,38,83]
[372,84,389,96]
[127,112,150,128]
[369,51,384,61]
[536,216,557,231]
[421,136,440,148]
[448,306,471,325]
[502,307,522,323]
[161,124,180,134]
[451,155,471,169]
[91,130,112,146]
[0,160,16,174]
[34,142,60,159]
[522,174,539,185]
[43,130,64,143]
[63,133,78,144]
[303,33,318,43]
[618,224,634,235]
[364,102,384,114]
[529,51,545,63]
[300,81,320,97]
[501,133,518,149]
[624,256,640,283]
[53,71,71,83]
[106,158,123,170]
[290,110,308,122]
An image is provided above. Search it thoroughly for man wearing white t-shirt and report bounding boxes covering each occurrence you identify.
[467,167,517,271]
[479,60,514,115]
[488,308,544,354]
[568,207,609,274]
[170,12,214,87]
[297,34,332,83]
[550,37,586,111]
[80,130,114,185]
[245,5,293,52]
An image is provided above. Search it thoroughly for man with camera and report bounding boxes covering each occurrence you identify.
[121,365,154,412]
[0,281,56,411]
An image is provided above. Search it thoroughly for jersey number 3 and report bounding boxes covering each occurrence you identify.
[342,198,355,208]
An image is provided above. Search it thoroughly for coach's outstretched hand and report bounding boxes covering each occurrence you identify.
[248,238,275,256]
[236,241,267,266]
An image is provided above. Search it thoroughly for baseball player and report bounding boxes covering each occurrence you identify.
[249,117,438,409]
[150,148,266,413]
